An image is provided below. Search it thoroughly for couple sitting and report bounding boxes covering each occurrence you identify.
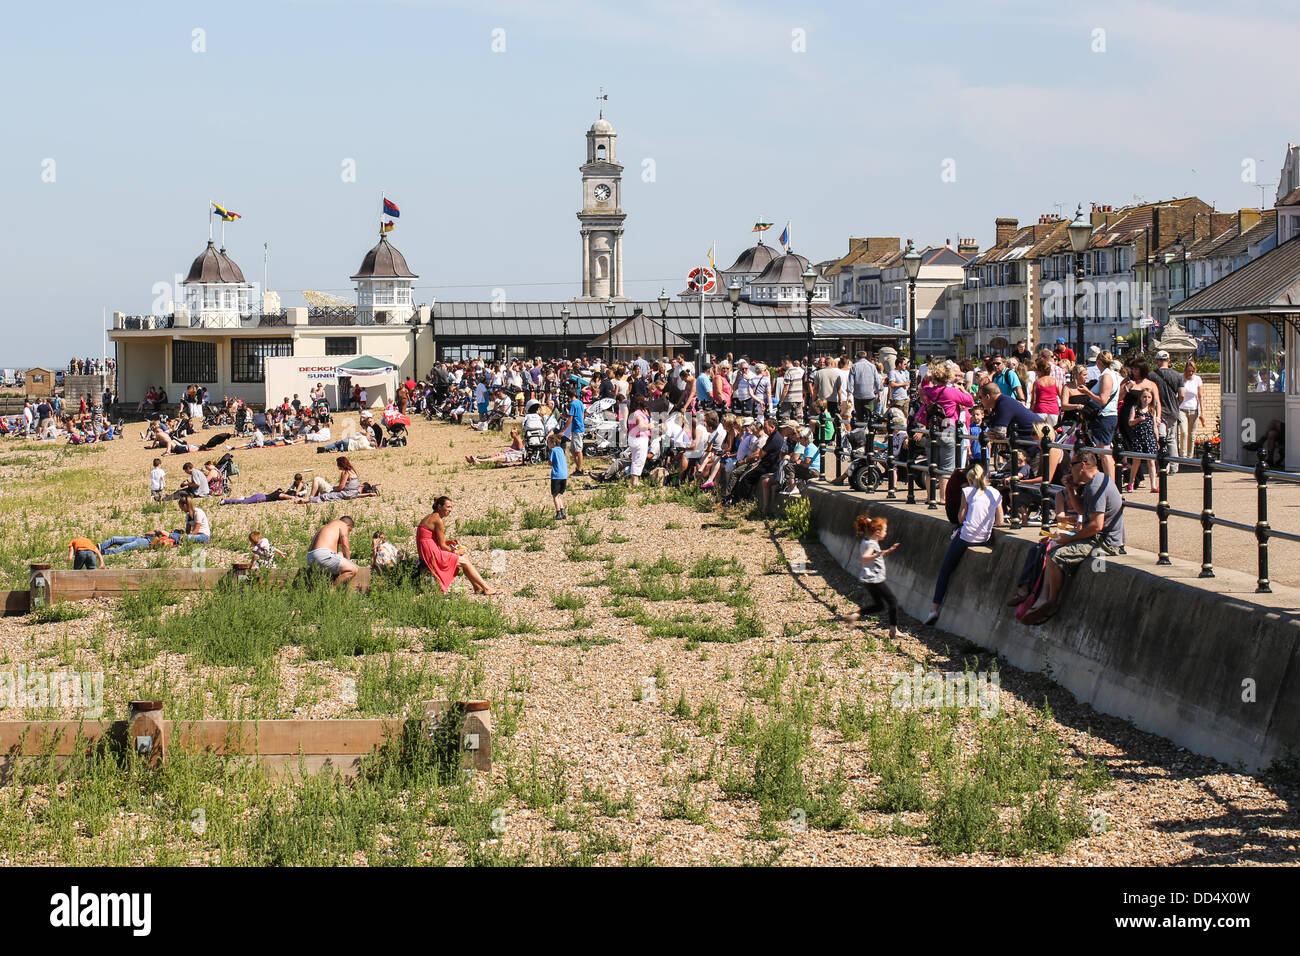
[1006,449,1125,624]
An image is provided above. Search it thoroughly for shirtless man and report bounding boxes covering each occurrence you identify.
[306,516,359,590]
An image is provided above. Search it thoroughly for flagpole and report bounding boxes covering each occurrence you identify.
[208,201,213,243]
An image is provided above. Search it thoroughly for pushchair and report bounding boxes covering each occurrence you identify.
[523,425,547,464]
[215,452,239,494]
[521,402,548,464]
[581,397,620,456]
[386,422,408,447]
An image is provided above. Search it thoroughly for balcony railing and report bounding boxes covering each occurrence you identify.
[118,313,284,331]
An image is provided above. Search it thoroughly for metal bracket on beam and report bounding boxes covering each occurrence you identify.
[1280,312,1300,342]
[1260,315,1287,345]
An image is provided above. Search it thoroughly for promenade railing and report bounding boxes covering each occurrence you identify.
[820,410,1300,594]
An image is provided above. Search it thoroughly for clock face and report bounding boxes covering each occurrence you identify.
[594,184,611,202]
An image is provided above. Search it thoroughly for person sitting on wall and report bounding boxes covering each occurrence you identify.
[1016,449,1125,624]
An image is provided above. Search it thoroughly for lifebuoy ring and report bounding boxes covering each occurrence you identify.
[687,267,716,293]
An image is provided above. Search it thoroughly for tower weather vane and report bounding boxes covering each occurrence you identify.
[597,85,607,118]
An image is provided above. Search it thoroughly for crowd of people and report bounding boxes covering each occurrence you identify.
[1,396,116,443]
[67,357,114,376]
[48,337,1211,624]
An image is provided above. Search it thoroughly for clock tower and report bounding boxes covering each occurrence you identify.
[576,99,627,300]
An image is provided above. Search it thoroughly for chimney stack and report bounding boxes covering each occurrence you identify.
[957,237,979,255]
[994,217,1018,246]
[1238,208,1262,235]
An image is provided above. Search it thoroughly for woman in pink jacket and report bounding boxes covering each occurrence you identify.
[918,361,975,505]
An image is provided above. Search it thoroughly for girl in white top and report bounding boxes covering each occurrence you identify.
[846,513,903,640]
[925,462,1004,624]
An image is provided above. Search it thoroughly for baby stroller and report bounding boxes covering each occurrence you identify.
[582,397,620,457]
[521,402,547,464]
[312,397,332,424]
[215,452,239,494]
[382,408,411,446]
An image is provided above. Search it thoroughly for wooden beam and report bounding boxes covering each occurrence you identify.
[34,566,373,606]
[1,590,30,616]
[0,718,406,757]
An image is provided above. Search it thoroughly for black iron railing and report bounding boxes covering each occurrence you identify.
[818,407,1300,594]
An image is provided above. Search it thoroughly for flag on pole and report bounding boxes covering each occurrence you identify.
[212,202,241,222]
[752,221,773,232]
[779,221,790,249]
[381,220,395,234]
[707,240,716,271]
[382,197,400,218]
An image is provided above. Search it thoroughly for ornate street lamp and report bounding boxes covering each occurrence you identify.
[407,310,421,383]
[560,306,570,360]
[1068,204,1093,360]
[902,240,922,367]
[801,266,818,374]
[728,278,742,360]
[657,288,670,363]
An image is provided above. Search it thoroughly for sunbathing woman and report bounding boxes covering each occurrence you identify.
[465,428,525,466]
[415,496,500,595]
[221,473,309,505]
[300,458,381,503]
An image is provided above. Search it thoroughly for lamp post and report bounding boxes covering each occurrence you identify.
[560,306,570,361]
[408,311,420,384]
[903,240,922,367]
[604,297,616,368]
[801,267,817,374]
[657,288,670,364]
[1068,204,1092,361]
[728,278,742,360]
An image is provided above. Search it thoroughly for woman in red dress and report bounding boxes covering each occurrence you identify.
[416,496,500,595]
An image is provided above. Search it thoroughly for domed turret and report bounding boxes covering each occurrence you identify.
[184,240,247,285]
[747,250,829,306]
[351,235,419,280]
[181,240,254,326]
[352,234,417,324]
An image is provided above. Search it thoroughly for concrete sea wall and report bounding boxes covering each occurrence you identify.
[807,486,1300,772]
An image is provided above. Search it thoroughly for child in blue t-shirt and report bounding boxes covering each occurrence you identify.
[563,388,586,476]
[548,432,569,520]
[966,406,987,467]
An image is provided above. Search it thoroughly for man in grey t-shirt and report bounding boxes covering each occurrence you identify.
[811,359,843,416]
[1022,449,1124,622]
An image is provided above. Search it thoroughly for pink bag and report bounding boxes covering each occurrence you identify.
[1015,541,1054,623]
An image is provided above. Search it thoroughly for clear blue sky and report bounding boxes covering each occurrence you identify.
[1,0,1294,364]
